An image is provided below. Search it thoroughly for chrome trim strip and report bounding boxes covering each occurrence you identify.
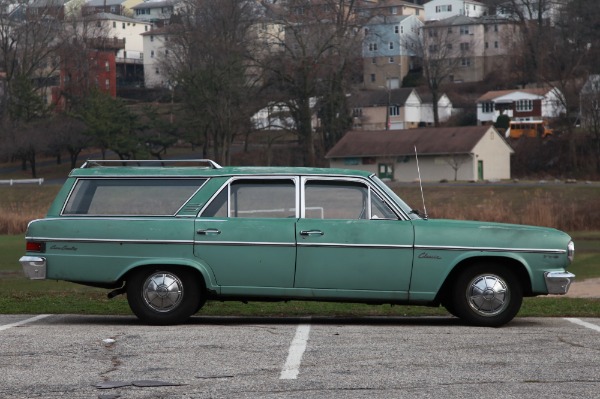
[414,245,566,254]
[26,237,194,245]
[193,241,295,247]
[297,242,413,249]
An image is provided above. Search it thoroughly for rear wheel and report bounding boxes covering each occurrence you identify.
[127,267,202,325]
[451,264,523,327]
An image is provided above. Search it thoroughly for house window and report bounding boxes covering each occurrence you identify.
[105,79,110,90]
[372,57,376,64]
[155,68,160,74]
[460,26,470,35]
[482,102,494,113]
[151,50,155,58]
[461,58,471,67]
[391,6,397,14]
[105,61,110,72]
[112,21,116,28]
[447,43,453,50]
[150,35,154,42]
[352,108,362,117]
[389,57,394,63]
[460,42,469,51]
[369,43,378,51]
[485,42,489,49]
[448,27,452,34]
[494,41,499,48]
[429,44,439,52]
[516,100,533,112]
[394,26,399,34]
[389,105,400,116]
[122,23,126,29]
[370,74,376,82]
[145,25,148,31]
[389,42,394,50]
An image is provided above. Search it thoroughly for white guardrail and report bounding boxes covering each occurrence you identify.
[0,178,44,185]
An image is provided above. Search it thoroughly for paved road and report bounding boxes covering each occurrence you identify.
[1,315,599,398]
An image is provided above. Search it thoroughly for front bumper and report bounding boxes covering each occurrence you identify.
[544,271,575,294]
[20,256,47,280]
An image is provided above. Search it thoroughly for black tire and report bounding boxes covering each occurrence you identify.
[451,263,523,327]
[126,267,202,325]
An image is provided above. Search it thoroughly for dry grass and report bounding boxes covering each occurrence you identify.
[0,182,598,235]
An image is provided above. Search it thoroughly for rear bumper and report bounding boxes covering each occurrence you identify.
[544,271,575,294]
[20,256,47,280]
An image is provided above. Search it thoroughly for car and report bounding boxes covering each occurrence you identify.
[20,159,575,326]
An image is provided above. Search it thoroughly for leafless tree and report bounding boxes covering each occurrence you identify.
[258,0,367,166]
[160,0,266,165]
[405,21,466,127]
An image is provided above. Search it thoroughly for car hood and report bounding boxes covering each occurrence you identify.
[411,218,571,252]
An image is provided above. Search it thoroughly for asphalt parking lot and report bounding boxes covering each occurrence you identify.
[1,315,599,399]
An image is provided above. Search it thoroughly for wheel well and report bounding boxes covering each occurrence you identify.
[122,264,207,293]
[435,257,532,305]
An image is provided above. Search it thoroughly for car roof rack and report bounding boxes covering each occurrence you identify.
[80,159,222,169]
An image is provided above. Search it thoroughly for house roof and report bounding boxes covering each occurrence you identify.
[476,88,553,103]
[326,126,504,158]
[132,0,176,10]
[349,89,418,108]
[86,0,127,6]
[84,12,146,23]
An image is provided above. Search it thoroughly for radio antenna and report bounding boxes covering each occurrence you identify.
[414,146,428,220]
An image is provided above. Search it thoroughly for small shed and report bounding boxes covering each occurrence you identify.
[326,126,514,182]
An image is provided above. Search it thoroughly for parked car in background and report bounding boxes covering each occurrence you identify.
[20,160,575,326]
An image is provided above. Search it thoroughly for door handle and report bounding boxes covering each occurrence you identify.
[196,228,221,235]
[299,230,324,237]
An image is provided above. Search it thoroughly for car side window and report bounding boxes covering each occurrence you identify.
[62,178,205,216]
[201,179,296,218]
[304,180,369,219]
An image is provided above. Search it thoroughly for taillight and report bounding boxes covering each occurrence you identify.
[26,241,45,253]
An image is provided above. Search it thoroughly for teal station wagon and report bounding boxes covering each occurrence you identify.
[20,160,575,326]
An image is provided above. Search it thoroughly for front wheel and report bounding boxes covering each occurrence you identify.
[127,267,202,325]
[451,264,523,327]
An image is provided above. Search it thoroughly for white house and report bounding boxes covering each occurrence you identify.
[132,0,178,26]
[349,88,422,130]
[476,87,565,125]
[417,90,453,126]
[424,0,488,21]
[326,126,514,182]
[141,27,169,88]
[84,13,152,63]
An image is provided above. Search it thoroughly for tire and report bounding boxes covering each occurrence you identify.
[451,263,523,327]
[126,267,202,325]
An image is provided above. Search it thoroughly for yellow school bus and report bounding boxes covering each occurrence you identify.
[506,121,553,139]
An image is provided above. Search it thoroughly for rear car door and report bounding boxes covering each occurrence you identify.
[194,177,298,290]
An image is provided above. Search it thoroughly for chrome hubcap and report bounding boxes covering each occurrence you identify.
[467,274,509,317]
[142,272,184,312]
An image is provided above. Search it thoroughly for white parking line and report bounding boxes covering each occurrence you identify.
[280,322,311,380]
[564,318,600,333]
[0,314,51,332]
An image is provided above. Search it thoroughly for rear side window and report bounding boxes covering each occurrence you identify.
[201,179,296,218]
[63,179,206,216]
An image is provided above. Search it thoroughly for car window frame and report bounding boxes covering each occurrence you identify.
[61,177,208,217]
[199,176,300,219]
[300,176,402,221]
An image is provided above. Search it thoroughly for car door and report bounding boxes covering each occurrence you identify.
[294,177,414,296]
[194,177,298,291]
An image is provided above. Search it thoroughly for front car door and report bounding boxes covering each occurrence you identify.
[294,177,414,300]
[194,177,298,293]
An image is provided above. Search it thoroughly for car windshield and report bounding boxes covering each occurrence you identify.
[370,176,421,220]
